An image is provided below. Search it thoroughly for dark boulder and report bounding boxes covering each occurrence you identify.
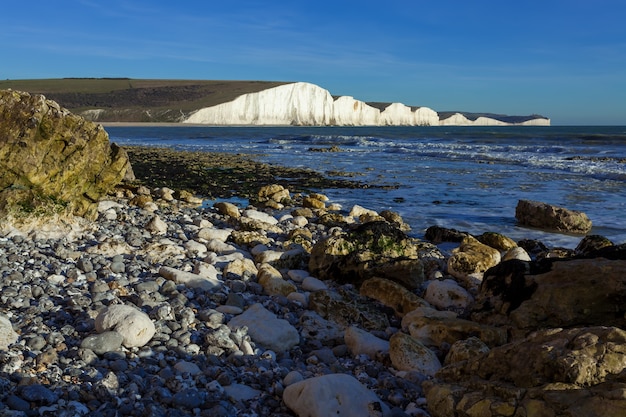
[515,199,592,234]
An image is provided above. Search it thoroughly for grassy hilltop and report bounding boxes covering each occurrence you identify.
[0,78,290,122]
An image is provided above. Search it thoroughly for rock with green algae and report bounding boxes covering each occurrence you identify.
[0,89,131,219]
[308,220,424,290]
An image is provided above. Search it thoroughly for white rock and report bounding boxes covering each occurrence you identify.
[287,269,309,283]
[344,326,389,358]
[349,204,378,219]
[291,216,308,227]
[95,305,155,348]
[301,276,327,292]
[192,262,220,281]
[206,239,238,254]
[145,215,168,235]
[227,303,299,353]
[97,200,123,212]
[283,374,391,417]
[242,209,278,225]
[503,246,532,262]
[423,279,474,310]
[159,266,222,291]
[197,227,232,242]
[184,240,207,256]
[0,314,18,350]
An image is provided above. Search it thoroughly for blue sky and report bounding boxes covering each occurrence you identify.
[1,0,625,125]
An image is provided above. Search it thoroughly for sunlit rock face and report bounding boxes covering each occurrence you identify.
[184,82,440,126]
[439,112,551,126]
[184,82,549,126]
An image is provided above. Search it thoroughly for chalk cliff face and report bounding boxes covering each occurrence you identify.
[439,112,551,126]
[184,82,440,126]
[183,82,549,127]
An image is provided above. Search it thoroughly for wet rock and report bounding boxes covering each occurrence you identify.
[515,199,592,234]
[447,236,501,285]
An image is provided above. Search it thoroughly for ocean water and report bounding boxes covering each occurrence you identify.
[105,125,626,249]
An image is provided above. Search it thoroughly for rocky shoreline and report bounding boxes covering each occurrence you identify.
[1,145,626,416]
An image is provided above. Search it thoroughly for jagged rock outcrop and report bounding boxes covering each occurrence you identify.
[473,257,626,331]
[515,199,592,234]
[184,82,441,126]
[0,89,131,219]
[424,326,626,417]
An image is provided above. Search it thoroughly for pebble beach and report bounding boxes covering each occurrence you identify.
[0,148,434,416]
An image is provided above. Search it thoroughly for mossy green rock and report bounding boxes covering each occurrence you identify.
[0,90,131,219]
[309,221,424,290]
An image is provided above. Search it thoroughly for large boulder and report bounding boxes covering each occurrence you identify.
[0,90,131,219]
[424,326,626,417]
[308,221,424,290]
[473,258,626,331]
[515,199,592,234]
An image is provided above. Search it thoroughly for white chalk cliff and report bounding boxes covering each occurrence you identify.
[183,82,549,126]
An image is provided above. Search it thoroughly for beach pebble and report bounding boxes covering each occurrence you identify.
[198,227,232,242]
[80,331,124,355]
[95,304,156,348]
[242,209,278,225]
[146,215,168,234]
[423,279,474,310]
[228,303,299,353]
[0,314,19,350]
[159,266,222,291]
[302,276,328,292]
[283,373,390,417]
[389,332,441,377]
[344,326,390,358]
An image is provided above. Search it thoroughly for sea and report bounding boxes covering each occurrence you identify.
[105,125,626,250]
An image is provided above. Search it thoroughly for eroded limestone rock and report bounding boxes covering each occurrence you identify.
[0,89,131,219]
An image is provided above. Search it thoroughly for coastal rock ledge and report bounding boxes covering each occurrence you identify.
[0,89,131,219]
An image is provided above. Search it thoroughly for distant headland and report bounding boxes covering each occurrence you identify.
[0,78,550,126]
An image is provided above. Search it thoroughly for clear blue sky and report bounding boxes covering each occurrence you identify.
[1,0,625,125]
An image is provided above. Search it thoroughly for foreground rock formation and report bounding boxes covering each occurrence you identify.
[0,90,131,219]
